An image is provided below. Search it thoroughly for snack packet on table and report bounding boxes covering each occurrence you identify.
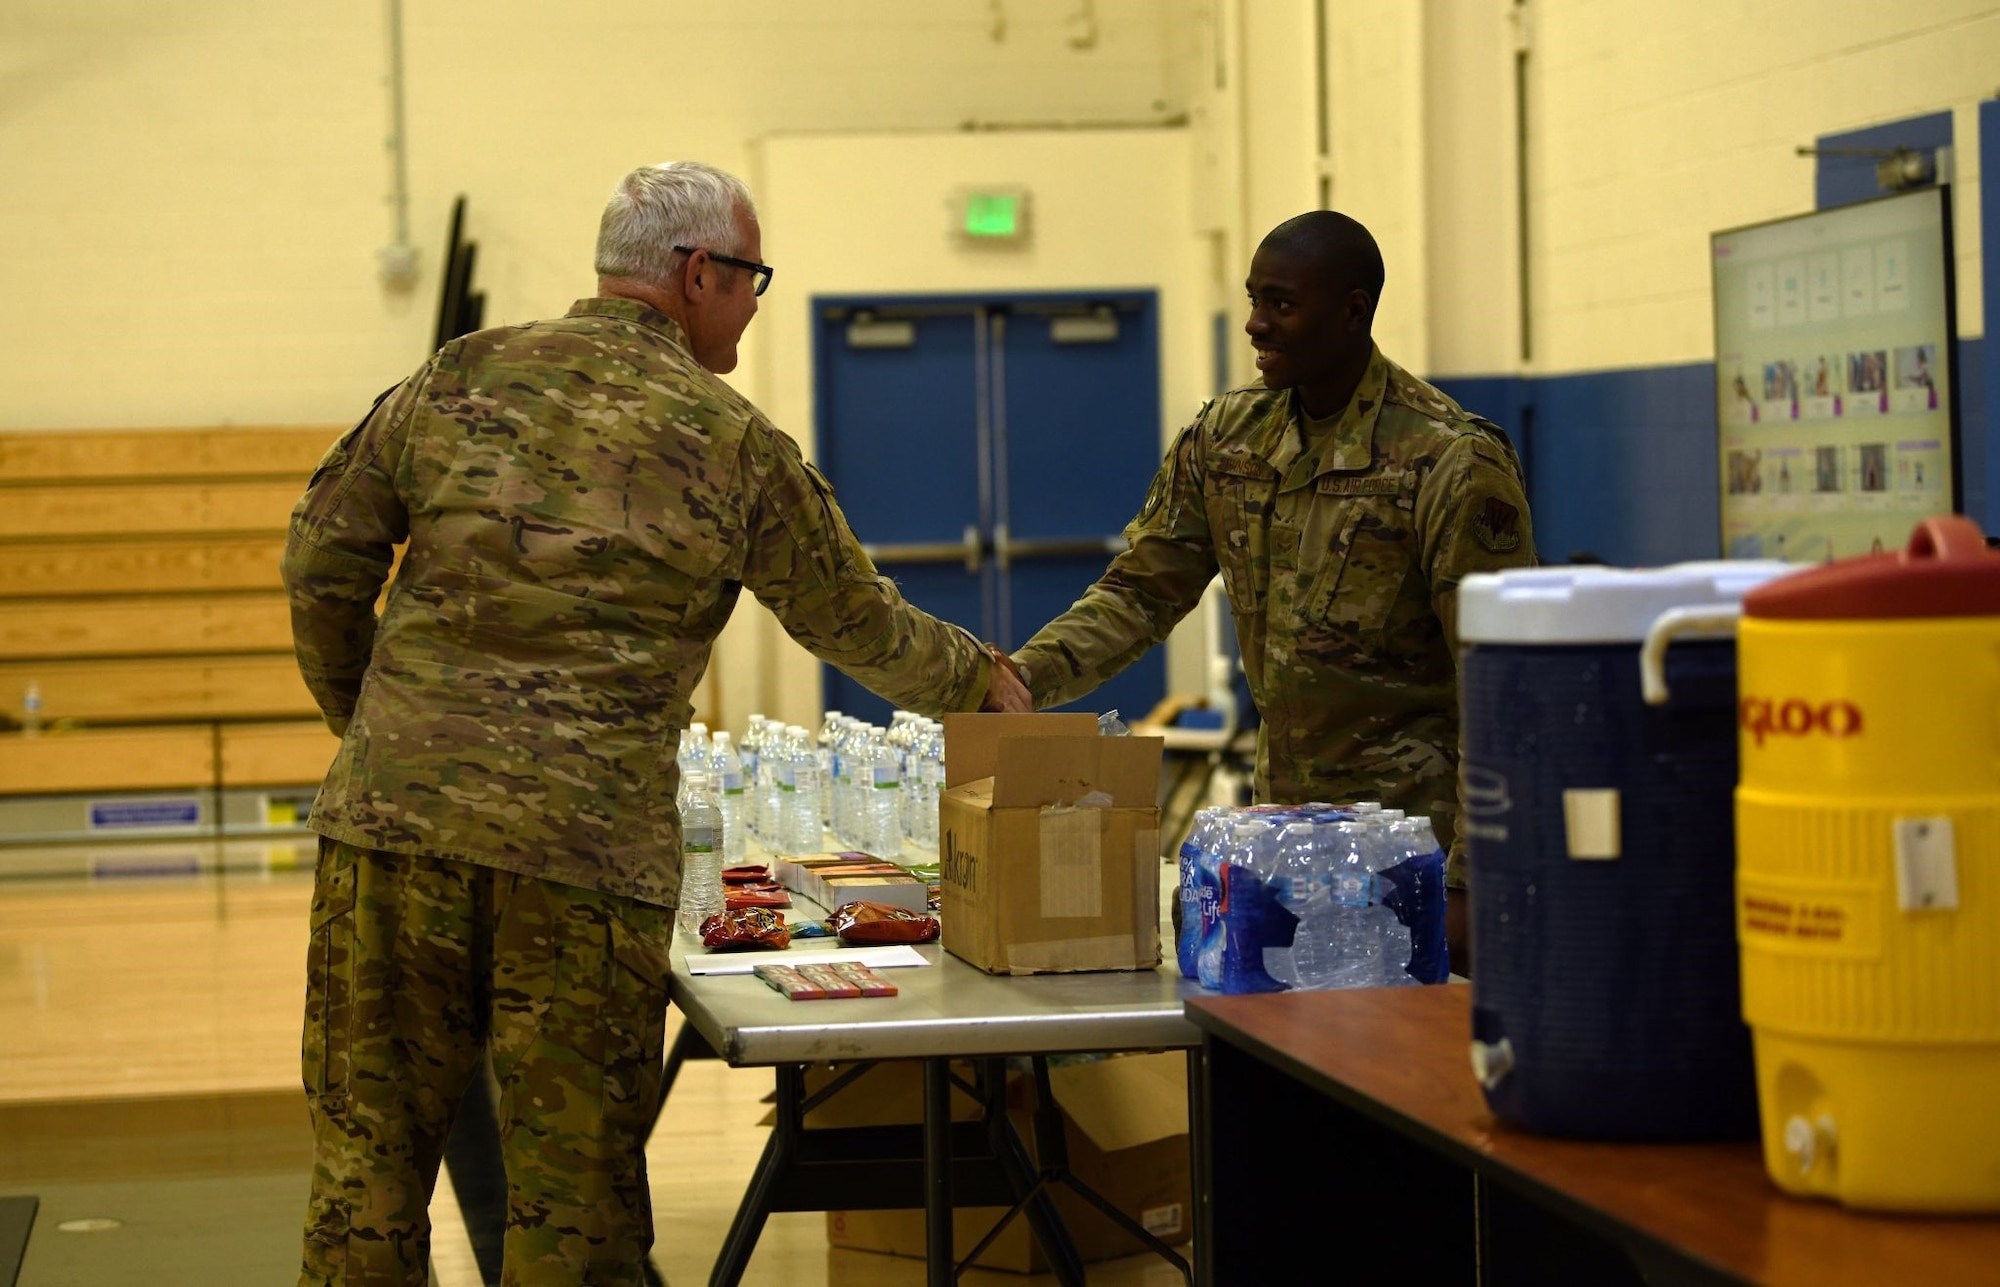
[826,900,940,946]
[699,906,792,951]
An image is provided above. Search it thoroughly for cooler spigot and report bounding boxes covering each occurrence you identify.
[1470,1037,1515,1090]
[1782,1112,1839,1176]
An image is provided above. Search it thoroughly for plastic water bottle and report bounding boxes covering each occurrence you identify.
[1359,810,1418,986]
[848,717,874,846]
[866,731,903,860]
[676,723,710,811]
[1199,816,1289,994]
[816,710,843,831]
[1380,816,1451,983]
[710,732,747,865]
[740,716,766,842]
[830,716,859,845]
[888,712,918,841]
[1176,807,1226,977]
[757,723,788,851]
[787,724,825,854]
[1325,820,1383,988]
[1265,818,1337,988]
[676,769,726,937]
[911,720,943,855]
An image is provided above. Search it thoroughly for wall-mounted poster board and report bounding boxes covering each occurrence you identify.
[1711,186,1959,562]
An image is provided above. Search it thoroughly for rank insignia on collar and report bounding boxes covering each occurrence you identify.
[1472,496,1522,553]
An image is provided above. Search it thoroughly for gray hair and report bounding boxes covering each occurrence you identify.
[594,161,756,286]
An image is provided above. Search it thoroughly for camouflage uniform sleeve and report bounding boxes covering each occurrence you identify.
[741,434,991,716]
[1012,421,1217,709]
[1415,424,1537,653]
[280,377,419,736]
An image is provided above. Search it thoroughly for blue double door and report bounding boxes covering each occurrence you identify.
[813,291,1167,727]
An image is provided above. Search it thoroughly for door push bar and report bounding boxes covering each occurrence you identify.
[993,524,1124,573]
[859,526,1126,575]
[859,524,985,575]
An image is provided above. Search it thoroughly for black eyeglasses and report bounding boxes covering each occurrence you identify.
[673,245,773,297]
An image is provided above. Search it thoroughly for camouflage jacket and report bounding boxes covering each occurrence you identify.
[283,297,994,906]
[1013,346,1535,882]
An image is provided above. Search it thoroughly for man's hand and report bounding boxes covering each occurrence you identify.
[981,644,1033,712]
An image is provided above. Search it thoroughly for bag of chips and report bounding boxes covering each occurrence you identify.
[826,900,940,946]
[699,906,792,951]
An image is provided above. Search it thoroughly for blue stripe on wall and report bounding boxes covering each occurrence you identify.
[1434,334,1989,568]
[1428,107,1993,569]
[1983,98,2000,538]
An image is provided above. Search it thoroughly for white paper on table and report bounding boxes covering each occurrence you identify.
[683,945,931,975]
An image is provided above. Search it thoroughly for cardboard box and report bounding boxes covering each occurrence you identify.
[820,1053,1191,1273]
[938,714,1164,975]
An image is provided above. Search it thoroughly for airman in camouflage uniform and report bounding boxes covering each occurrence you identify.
[1010,211,1536,954]
[285,160,1029,1285]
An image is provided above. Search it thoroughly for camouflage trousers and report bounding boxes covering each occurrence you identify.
[299,838,674,1286]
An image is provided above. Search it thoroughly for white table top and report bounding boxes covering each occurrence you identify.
[669,858,1200,1065]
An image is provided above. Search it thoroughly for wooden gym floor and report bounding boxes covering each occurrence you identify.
[0,853,1188,1285]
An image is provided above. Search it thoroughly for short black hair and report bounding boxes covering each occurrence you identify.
[1260,211,1385,306]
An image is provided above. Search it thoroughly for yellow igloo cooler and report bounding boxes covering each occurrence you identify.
[1735,515,2000,1211]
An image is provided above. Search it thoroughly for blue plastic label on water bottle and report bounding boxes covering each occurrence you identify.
[1375,849,1449,983]
[1212,864,1289,994]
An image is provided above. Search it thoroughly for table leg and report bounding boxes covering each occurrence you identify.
[976,1058,1089,1287]
[709,1063,802,1287]
[1190,1045,1212,1287]
[922,1057,954,1287]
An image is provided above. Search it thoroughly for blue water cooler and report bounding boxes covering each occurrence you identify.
[1457,560,1792,1140]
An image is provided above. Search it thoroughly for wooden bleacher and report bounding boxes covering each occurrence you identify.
[0,427,345,799]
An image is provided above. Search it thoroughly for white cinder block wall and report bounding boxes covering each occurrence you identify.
[0,0,1209,734]
[0,0,1193,432]
[1410,0,1994,378]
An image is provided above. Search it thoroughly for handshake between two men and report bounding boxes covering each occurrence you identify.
[983,644,1032,713]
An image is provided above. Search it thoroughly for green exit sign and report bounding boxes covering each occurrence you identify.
[955,187,1031,244]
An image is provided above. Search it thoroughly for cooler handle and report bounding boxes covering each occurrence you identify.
[1907,514,1991,562]
[1640,604,1742,707]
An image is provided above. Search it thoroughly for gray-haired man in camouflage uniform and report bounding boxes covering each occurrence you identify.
[1005,210,1536,972]
[283,160,1030,1285]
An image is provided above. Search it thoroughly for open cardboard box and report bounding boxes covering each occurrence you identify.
[938,713,1164,975]
[819,1052,1191,1273]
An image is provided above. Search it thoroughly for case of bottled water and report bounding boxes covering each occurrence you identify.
[1179,801,1451,993]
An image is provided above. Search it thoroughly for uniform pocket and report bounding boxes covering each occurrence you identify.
[1303,500,1412,641]
[602,906,673,1071]
[302,840,358,1100]
[300,1192,350,1279]
[1208,480,1272,621]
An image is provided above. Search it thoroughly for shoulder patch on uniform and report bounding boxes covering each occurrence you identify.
[1471,496,1523,553]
